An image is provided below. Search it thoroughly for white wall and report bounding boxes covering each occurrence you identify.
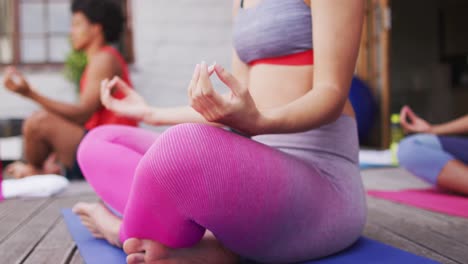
[130,0,232,131]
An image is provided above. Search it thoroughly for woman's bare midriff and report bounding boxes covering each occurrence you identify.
[248,64,355,118]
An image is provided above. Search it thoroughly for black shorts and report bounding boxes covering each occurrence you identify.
[65,129,88,180]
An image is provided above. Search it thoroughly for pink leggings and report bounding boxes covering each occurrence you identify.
[77,124,365,262]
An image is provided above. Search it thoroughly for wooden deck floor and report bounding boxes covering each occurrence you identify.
[0,168,467,264]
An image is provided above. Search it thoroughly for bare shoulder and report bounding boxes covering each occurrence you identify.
[87,50,118,75]
[90,50,116,68]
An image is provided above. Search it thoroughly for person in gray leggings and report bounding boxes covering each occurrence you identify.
[398,105,468,195]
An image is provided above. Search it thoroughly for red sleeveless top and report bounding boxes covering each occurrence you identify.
[80,46,138,130]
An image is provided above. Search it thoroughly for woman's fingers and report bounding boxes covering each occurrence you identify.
[208,63,215,76]
[400,107,410,125]
[4,68,18,86]
[188,64,201,99]
[7,68,24,85]
[214,64,245,96]
[101,76,134,108]
[3,70,12,87]
[201,65,225,109]
[109,76,132,95]
[199,62,215,98]
[189,64,206,113]
[400,110,415,130]
[187,62,229,121]
[193,62,215,117]
[188,62,217,98]
[187,62,223,121]
[405,106,419,122]
[199,63,223,102]
[100,79,114,108]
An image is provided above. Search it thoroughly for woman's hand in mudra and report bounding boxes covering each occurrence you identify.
[100,76,150,121]
[189,62,263,135]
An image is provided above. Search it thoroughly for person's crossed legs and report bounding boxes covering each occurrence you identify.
[398,134,468,195]
[5,110,85,178]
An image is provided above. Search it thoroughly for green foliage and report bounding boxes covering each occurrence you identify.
[64,50,87,89]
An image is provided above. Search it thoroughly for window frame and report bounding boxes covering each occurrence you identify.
[0,0,134,68]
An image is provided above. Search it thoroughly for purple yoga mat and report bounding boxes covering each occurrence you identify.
[368,188,468,218]
[62,209,439,264]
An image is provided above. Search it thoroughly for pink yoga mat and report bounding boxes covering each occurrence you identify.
[367,188,468,218]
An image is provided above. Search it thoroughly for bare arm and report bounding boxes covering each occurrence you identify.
[256,0,365,134]
[400,105,468,136]
[141,106,215,126]
[142,49,249,127]
[27,52,117,125]
[101,69,222,127]
[105,1,248,128]
[431,115,468,135]
[185,0,364,135]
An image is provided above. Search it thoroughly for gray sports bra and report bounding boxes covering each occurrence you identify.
[233,0,313,64]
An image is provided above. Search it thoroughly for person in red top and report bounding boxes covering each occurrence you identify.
[2,0,136,179]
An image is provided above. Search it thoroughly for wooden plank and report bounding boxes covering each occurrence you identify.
[24,195,98,264]
[367,197,468,263]
[364,223,459,264]
[22,219,75,264]
[69,249,84,264]
[24,194,98,264]
[0,197,16,219]
[0,198,49,244]
[4,177,466,264]
[58,181,96,198]
[0,195,96,264]
[368,198,468,245]
[361,167,432,191]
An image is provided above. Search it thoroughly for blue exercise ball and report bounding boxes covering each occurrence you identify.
[349,77,377,142]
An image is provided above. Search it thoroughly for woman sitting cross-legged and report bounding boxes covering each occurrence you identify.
[398,105,468,196]
[72,0,367,263]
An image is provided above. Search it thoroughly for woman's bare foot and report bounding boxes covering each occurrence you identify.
[124,231,239,264]
[72,202,122,247]
[5,161,42,178]
[43,153,62,175]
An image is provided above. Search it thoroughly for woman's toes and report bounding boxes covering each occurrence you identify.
[123,238,144,255]
[140,239,170,260]
[72,202,94,215]
[126,253,145,264]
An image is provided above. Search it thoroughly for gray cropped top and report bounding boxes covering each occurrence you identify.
[233,0,313,64]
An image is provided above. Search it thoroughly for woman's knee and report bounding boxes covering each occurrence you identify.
[76,127,112,174]
[397,134,450,184]
[84,125,129,139]
[135,123,224,192]
[22,110,50,136]
[154,123,223,157]
[165,123,220,139]
[397,134,438,168]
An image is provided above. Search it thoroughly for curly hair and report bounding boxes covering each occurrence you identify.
[71,0,125,43]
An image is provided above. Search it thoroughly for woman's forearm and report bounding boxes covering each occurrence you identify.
[431,115,468,136]
[257,84,347,135]
[142,105,222,127]
[28,89,93,125]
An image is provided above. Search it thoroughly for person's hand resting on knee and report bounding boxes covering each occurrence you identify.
[400,105,432,134]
